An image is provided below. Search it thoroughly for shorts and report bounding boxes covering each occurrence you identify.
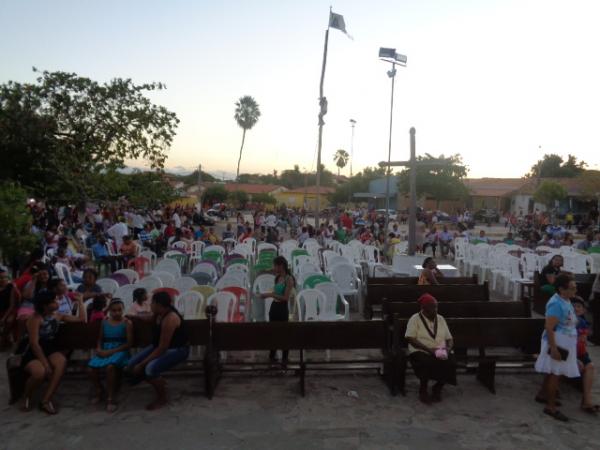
[578,353,592,367]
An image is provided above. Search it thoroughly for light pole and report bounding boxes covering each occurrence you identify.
[379,47,407,250]
[349,119,356,178]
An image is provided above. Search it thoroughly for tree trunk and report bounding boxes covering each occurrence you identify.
[236,128,246,181]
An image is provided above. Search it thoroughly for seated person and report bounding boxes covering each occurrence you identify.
[540,255,563,295]
[438,226,453,257]
[405,294,456,404]
[475,229,489,243]
[119,235,138,266]
[128,288,151,316]
[503,232,515,245]
[126,292,190,410]
[17,291,86,414]
[418,257,444,285]
[577,233,595,251]
[92,236,118,272]
[222,223,235,240]
[76,268,103,301]
[572,298,598,414]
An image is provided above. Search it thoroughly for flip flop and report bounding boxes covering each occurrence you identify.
[543,408,568,422]
[39,401,57,415]
[581,405,600,415]
[20,397,32,413]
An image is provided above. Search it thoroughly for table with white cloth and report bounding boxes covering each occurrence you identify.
[409,264,460,278]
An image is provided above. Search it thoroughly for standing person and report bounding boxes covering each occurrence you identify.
[88,299,133,412]
[17,291,86,414]
[571,297,599,414]
[126,292,189,410]
[534,273,580,422]
[405,294,456,404]
[107,217,129,249]
[260,256,294,367]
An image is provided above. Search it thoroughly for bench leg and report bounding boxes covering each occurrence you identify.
[299,350,306,397]
[476,360,497,394]
[203,349,220,400]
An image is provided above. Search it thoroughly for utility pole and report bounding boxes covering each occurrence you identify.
[349,119,356,177]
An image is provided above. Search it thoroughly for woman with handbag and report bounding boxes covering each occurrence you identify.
[405,293,456,404]
[534,272,580,422]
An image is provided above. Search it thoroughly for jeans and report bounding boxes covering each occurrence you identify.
[128,345,189,379]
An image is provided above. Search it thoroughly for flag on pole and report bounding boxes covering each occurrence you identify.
[329,11,353,39]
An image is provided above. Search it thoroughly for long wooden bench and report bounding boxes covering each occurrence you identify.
[206,319,402,398]
[383,299,531,321]
[366,275,478,285]
[392,317,545,394]
[6,319,209,404]
[366,283,490,319]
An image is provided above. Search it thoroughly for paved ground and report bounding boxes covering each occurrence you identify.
[1,345,599,450]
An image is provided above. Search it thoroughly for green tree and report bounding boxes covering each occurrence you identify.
[177,169,216,187]
[329,166,386,205]
[229,190,249,208]
[234,96,261,180]
[533,180,568,209]
[204,185,229,205]
[398,154,469,208]
[252,193,277,205]
[0,68,179,203]
[0,183,37,264]
[333,149,349,176]
[527,154,586,178]
[579,170,600,200]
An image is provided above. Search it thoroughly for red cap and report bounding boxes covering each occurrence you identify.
[418,293,437,306]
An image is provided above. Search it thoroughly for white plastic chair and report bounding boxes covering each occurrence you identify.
[113,269,140,284]
[563,254,590,274]
[171,241,188,252]
[252,273,275,321]
[174,276,198,293]
[137,274,163,292]
[155,259,181,278]
[292,255,313,276]
[520,252,539,279]
[113,284,138,312]
[96,278,120,296]
[54,262,79,290]
[152,271,176,288]
[329,263,363,315]
[216,273,249,290]
[315,282,350,321]
[207,291,236,322]
[295,289,325,321]
[191,262,219,284]
[257,242,278,254]
[176,291,204,319]
[139,250,157,269]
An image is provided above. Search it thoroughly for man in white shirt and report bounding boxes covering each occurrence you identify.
[172,211,182,229]
[107,217,129,248]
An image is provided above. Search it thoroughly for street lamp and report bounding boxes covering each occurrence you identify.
[349,119,356,178]
[379,47,407,250]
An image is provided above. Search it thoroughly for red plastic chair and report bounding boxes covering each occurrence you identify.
[152,287,181,304]
[221,286,250,322]
[128,256,150,279]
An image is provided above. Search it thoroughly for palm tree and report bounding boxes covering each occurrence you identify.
[234,96,261,180]
[333,149,350,176]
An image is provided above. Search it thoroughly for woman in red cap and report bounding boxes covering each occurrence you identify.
[405,293,456,404]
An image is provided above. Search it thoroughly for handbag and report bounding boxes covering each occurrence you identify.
[547,346,569,361]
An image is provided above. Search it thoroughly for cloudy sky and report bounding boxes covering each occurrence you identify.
[2,0,600,179]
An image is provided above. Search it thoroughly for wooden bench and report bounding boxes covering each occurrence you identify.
[7,319,209,404]
[366,283,490,319]
[532,271,596,315]
[367,275,478,285]
[392,317,545,394]
[383,299,531,321]
[206,319,402,398]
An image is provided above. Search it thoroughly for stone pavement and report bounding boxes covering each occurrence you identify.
[1,347,599,450]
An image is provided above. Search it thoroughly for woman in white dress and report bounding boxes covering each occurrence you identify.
[534,273,579,422]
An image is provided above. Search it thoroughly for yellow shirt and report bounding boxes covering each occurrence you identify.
[405,312,452,354]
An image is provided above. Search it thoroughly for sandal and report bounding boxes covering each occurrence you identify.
[20,397,32,412]
[106,402,118,413]
[39,401,57,415]
[535,396,561,407]
[581,405,600,415]
[543,408,568,422]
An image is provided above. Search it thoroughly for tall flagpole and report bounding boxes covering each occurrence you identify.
[315,11,330,230]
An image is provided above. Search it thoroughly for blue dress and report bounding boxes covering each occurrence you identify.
[88,321,130,369]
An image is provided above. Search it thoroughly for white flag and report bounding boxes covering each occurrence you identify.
[329,11,353,39]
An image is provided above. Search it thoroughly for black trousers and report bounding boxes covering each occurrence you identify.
[269,302,289,361]
[409,351,457,386]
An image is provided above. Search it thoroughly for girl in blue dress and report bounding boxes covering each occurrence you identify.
[88,299,133,412]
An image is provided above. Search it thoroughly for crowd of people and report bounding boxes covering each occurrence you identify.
[0,199,599,417]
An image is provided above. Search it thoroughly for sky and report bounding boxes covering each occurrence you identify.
[2,0,600,179]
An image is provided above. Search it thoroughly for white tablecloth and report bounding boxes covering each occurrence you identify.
[409,264,460,277]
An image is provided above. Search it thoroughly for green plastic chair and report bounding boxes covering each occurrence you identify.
[291,249,309,260]
[226,257,248,267]
[166,253,188,272]
[303,274,331,289]
[588,247,600,254]
[202,251,223,268]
